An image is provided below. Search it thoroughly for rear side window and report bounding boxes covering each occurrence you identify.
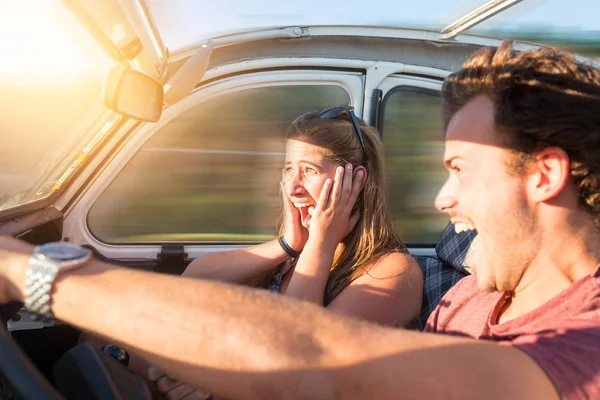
[88,84,350,242]
[382,87,448,243]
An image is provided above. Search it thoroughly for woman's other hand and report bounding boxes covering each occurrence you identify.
[281,180,308,252]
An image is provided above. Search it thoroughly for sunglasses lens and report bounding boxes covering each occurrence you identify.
[319,106,352,119]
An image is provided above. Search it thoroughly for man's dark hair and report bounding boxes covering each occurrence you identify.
[442,40,600,227]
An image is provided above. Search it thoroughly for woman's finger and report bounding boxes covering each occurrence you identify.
[281,181,295,213]
[328,166,344,210]
[339,163,353,208]
[347,170,365,211]
[315,178,332,213]
[348,207,361,234]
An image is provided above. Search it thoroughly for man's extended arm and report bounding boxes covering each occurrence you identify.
[1,238,558,400]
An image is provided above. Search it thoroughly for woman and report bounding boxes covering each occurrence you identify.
[183,106,423,326]
[149,107,423,400]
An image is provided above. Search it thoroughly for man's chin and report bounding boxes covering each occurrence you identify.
[475,274,498,293]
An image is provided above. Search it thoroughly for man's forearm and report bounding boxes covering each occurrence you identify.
[9,253,360,399]
[5,248,558,400]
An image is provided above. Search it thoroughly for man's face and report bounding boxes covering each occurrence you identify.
[435,95,538,292]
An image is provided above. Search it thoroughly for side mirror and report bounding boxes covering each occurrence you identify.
[102,63,164,122]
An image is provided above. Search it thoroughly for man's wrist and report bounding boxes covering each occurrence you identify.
[6,251,29,303]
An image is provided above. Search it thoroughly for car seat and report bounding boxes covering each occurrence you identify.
[413,223,477,329]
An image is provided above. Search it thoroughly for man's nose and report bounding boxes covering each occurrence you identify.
[435,180,458,213]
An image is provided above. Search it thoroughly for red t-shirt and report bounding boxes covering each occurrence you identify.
[425,266,600,400]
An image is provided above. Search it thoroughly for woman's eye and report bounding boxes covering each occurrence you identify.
[283,167,295,176]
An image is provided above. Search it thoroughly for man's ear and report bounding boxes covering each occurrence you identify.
[527,147,570,202]
[353,166,367,191]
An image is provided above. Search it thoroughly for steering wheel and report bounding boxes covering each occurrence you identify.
[0,304,153,400]
[0,303,64,399]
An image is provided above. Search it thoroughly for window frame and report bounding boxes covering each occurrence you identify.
[62,68,365,259]
[376,76,447,251]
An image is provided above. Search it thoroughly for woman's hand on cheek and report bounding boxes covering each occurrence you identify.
[308,164,364,247]
[281,181,308,252]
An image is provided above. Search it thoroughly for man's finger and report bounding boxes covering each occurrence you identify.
[165,384,205,400]
[147,366,167,382]
[181,390,212,400]
[156,375,187,394]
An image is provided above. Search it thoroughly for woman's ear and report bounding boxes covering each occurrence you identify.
[353,166,367,191]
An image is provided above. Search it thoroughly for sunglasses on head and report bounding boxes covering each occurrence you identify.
[318,106,369,167]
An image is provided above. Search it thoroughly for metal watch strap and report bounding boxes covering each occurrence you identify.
[24,256,59,321]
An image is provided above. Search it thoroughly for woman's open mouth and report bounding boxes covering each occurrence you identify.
[294,202,315,228]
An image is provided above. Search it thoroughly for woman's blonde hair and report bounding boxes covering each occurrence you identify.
[278,108,407,304]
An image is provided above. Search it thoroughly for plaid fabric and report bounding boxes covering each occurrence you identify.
[435,223,478,274]
[414,255,466,329]
[411,223,477,329]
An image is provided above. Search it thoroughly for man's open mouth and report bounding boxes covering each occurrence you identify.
[453,221,476,233]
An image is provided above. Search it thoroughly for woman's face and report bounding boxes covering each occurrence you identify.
[283,139,339,228]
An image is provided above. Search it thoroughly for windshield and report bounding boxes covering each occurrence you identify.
[147,0,600,53]
[0,0,118,212]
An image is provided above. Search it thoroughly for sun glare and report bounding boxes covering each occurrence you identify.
[0,0,111,81]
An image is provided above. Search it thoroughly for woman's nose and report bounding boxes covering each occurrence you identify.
[285,171,305,194]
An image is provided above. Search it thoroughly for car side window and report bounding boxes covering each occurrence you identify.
[87,84,350,243]
[382,87,448,243]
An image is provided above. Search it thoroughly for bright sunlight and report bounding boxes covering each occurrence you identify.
[0,0,111,81]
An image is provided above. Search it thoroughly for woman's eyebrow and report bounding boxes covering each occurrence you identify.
[284,160,323,169]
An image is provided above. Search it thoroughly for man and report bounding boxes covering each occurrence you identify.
[0,41,598,399]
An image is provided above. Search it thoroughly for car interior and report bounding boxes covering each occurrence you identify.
[3,0,592,398]
[0,203,476,399]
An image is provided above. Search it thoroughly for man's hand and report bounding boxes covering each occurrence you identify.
[0,236,33,304]
[148,366,212,400]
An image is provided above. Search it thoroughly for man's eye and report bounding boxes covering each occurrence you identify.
[304,167,317,176]
[283,167,295,176]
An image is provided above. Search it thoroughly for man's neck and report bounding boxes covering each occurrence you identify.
[498,217,600,324]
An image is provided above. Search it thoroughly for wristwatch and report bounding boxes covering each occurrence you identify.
[24,242,92,320]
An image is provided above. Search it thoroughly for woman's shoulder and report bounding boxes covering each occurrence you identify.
[364,251,421,280]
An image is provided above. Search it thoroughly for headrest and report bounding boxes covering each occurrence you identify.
[435,223,477,274]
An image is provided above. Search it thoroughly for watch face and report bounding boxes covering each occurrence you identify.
[36,242,91,261]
